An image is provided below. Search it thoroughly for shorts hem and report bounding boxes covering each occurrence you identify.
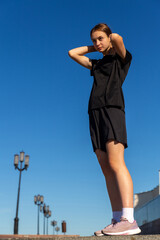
[92,139,128,153]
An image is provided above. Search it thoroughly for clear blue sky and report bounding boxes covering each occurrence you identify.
[0,0,160,236]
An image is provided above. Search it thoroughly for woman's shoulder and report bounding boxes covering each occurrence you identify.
[115,49,132,65]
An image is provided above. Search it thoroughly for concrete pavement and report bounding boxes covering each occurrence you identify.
[0,235,160,240]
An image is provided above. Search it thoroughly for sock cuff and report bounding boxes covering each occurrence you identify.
[122,208,134,223]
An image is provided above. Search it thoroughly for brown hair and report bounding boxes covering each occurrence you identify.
[90,23,112,38]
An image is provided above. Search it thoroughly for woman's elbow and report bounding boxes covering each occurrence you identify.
[68,49,74,58]
[68,50,71,57]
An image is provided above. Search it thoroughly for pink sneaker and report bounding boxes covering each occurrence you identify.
[102,217,141,235]
[94,219,117,236]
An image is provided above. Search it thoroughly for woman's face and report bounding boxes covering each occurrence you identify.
[91,30,111,55]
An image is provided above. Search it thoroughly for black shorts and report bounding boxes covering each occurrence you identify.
[89,107,128,152]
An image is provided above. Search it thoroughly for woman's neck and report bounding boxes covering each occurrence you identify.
[103,44,116,56]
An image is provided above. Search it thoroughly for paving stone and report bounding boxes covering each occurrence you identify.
[0,235,160,240]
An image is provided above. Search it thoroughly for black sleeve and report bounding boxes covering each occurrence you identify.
[116,49,132,85]
[90,59,98,76]
[117,49,132,65]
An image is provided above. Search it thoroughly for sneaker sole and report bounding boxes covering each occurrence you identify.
[94,232,104,236]
[103,227,141,236]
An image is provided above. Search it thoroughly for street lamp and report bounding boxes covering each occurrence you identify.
[34,195,44,235]
[55,226,60,235]
[40,203,46,235]
[45,206,51,235]
[13,151,29,234]
[51,220,57,235]
[159,170,160,195]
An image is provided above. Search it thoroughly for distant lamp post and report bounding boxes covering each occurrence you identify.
[51,220,57,235]
[62,221,67,235]
[45,206,51,235]
[40,203,46,235]
[55,226,60,235]
[159,170,160,195]
[34,194,44,235]
[13,151,29,234]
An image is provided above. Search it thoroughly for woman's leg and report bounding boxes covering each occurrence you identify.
[105,140,133,208]
[95,143,140,236]
[95,149,122,211]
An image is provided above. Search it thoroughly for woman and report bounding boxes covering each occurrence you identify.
[68,23,141,236]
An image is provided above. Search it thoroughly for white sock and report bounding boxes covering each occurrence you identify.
[113,211,122,222]
[122,208,134,223]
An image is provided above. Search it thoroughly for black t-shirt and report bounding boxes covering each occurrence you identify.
[88,49,132,113]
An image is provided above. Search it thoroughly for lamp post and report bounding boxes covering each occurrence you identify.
[13,151,29,235]
[34,195,44,235]
[51,220,57,235]
[45,206,51,235]
[55,226,60,235]
[40,203,46,235]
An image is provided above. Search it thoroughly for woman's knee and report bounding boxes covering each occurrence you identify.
[106,141,126,172]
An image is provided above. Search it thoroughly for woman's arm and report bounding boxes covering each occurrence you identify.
[68,46,96,70]
[109,33,126,60]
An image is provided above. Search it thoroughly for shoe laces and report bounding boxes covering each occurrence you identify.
[110,217,128,228]
[103,219,117,229]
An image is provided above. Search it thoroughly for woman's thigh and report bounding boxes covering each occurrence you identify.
[95,149,109,176]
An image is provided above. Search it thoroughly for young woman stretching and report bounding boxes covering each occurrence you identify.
[68,23,141,236]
